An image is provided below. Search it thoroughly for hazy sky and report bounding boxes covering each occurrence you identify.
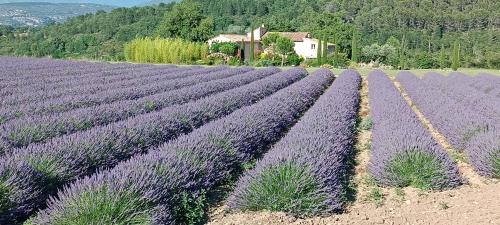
[0,0,152,7]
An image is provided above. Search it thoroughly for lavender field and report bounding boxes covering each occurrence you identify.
[0,57,498,225]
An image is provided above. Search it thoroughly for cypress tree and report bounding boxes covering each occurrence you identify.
[249,26,255,64]
[351,29,358,63]
[316,38,322,65]
[322,36,328,64]
[451,41,460,71]
[439,44,446,69]
[240,38,245,64]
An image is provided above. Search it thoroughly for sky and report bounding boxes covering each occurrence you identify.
[0,0,157,7]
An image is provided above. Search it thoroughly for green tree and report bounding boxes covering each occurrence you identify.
[451,41,460,71]
[156,0,214,42]
[351,29,359,63]
[322,36,328,64]
[316,38,322,65]
[439,44,446,69]
[262,33,281,61]
[249,26,255,64]
[276,36,295,67]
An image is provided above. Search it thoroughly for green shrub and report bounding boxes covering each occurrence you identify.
[386,150,447,190]
[286,53,303,66]
[254,59,276,67]
[331,52,350,68]
[413,52,439,69]
[173,191,207,225]
[238,162,327,216]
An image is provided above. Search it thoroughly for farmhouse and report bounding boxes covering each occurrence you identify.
[207,25,334,61]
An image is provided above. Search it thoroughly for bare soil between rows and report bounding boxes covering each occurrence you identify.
[207,75,500,225]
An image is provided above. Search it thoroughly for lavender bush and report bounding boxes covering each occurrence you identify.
[397,72,499,178]
[27,69,334,225]
[0,67,235,124]
[0,68,279,152]
[369,71,462,190]
[0,61,154,97]
[227,70,361,216]
[0,66,186,107]
[421,72,499,119]
[0,68,305,223]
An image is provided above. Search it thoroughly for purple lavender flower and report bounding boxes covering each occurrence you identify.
[0,67,305,223]
[227,69,361,216]
[27,69,334,225]
[369,71,462,190]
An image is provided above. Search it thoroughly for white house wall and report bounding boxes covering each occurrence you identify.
[294,38,318,59]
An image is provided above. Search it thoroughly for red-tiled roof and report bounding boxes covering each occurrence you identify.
[262,32,311,42]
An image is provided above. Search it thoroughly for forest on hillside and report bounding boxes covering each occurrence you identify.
[0,0,499,69]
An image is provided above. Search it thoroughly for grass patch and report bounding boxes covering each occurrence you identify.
[439,201,450,210]
[239,162,327,216]
[48,186,153,225]
[449,151,468,163]
[359,117,373,131]
[362,175,377,187]
[386,150,447,190]
[366,187,384,207]
[394,187,405,199]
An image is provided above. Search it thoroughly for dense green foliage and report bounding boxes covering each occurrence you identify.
[0,0,498,68]
[124,37,208,64]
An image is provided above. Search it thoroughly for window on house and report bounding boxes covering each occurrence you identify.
[311,44,316,50]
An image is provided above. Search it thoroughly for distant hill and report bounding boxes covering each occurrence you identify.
[0,0,167,7]
[0,2,116,27]
[142,0,177,6]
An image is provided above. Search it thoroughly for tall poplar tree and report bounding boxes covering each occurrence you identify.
[439,44,446,69]
[451,41,460,71]
[322,36,328,64]
[249,26,255,64]
[351,29,358,63]
[316,38,322,65]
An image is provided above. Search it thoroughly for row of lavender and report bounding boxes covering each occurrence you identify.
[454,73,500,98]
[0,67,305,223]
[26,69,335,224]
[368,71,462,189]
[1,66,188,106]
[397,72,499,178]
[228,70,361,216]
[0,68,278,153]
[0,59,154,94]
[0,67,236,123]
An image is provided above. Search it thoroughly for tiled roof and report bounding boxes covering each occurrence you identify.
[262,32,311,42]
[215,34,248,42]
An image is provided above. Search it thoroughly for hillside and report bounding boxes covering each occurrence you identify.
[0,0,498,68]
[0,2,116,27]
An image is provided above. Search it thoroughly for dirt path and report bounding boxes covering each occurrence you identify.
[207,75,500,225]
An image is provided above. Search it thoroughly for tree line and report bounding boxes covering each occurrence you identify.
[0,0,498,69]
